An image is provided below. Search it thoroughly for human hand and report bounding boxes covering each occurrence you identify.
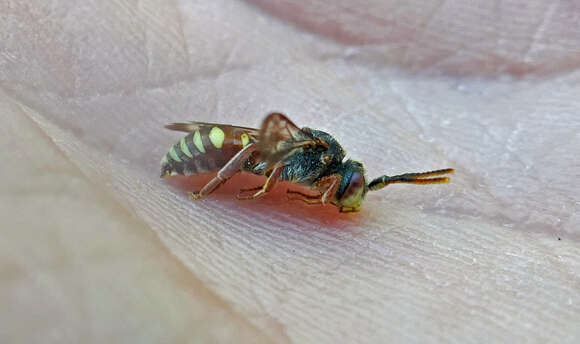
[1,1,579,342]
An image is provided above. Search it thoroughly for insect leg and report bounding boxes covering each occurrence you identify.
[286,174,341,205]
[188,143,257,200]
[286,190,323,205]
[368,168,454,191]
[236,163,283,200]
[237,185,263,194]
[314,174,341,204]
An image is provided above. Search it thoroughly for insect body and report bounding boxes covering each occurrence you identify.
[160,123,258,177]
[161,113,454,212]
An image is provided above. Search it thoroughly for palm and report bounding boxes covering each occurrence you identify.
[2,1,579,343]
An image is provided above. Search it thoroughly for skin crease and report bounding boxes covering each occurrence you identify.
[1,0,580,343]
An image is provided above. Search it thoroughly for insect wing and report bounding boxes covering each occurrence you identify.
[257,113,328,168]
[165,121,259,137]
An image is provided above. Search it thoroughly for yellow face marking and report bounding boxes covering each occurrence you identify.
[209,126,225,149]
[193,130,206,153]
[180,137,193,158]
[241,133,250,147]
[169,145,182,162]
[162,170,171,178]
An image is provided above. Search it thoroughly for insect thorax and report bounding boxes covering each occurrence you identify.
[279,129,346,184]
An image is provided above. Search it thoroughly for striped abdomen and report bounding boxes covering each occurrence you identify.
[161,125,255,177]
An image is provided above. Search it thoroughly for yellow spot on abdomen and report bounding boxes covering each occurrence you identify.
[209,127,225,149]
[241,133,250,147]
[193,130,206,153]
[180,137,193,158]
[169,145,182,162]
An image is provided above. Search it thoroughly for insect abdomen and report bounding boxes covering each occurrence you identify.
[161,125,254,177]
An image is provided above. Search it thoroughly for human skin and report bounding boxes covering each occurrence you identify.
[1,1,579,343]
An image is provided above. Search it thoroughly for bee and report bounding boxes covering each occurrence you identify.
[161,113,454,213]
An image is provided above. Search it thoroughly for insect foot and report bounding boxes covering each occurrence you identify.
[188,191,202,200]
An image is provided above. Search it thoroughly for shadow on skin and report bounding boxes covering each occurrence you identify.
[164,172,370,231]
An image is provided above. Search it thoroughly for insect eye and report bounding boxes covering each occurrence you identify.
[349,172,365,190]
[337,172,366,209]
